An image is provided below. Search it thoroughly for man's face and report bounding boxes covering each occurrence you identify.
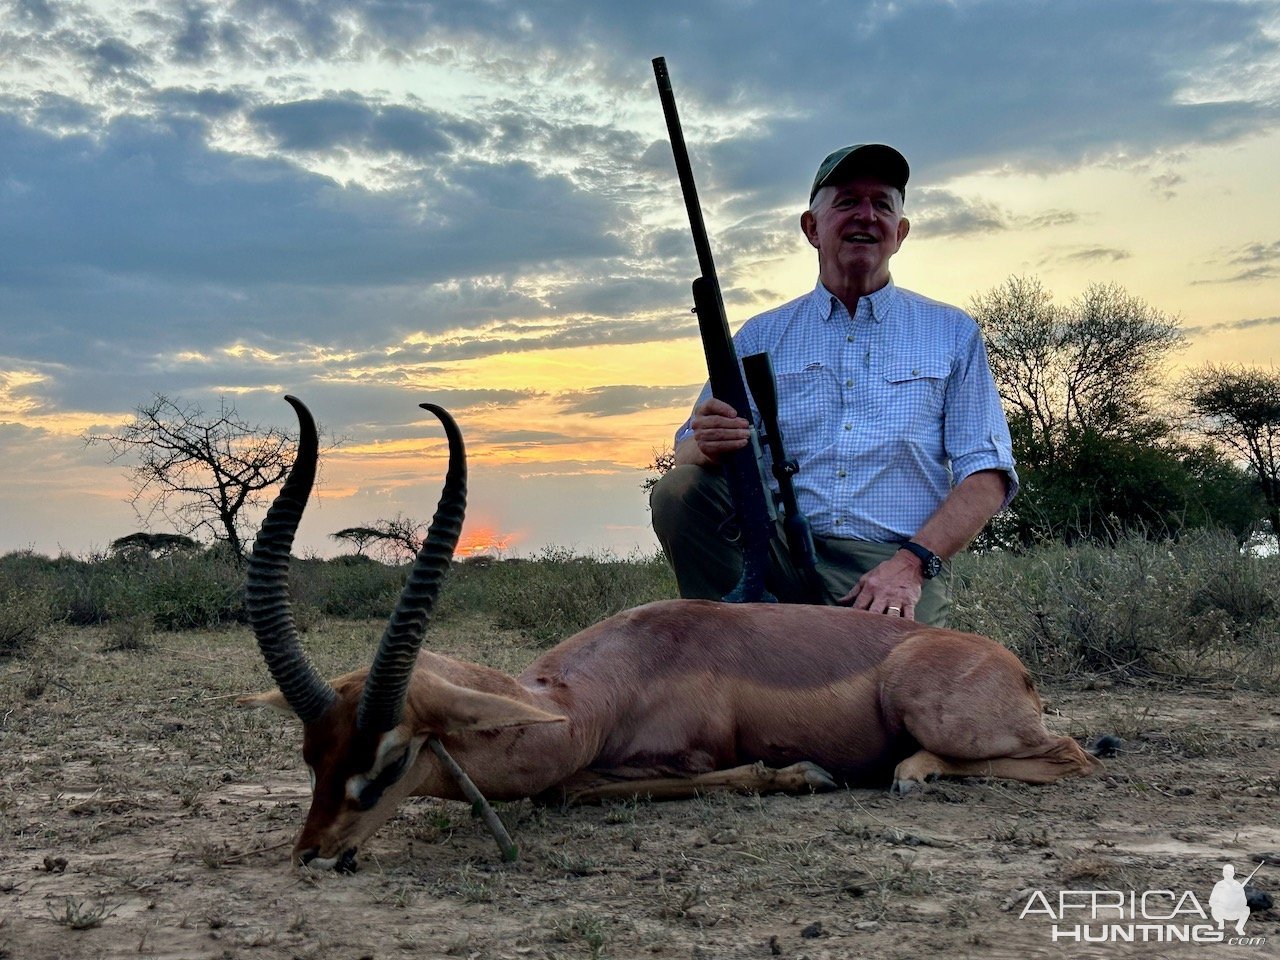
[801,176,909,293]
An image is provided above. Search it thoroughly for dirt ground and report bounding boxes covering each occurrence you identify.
[2,620,1278,960]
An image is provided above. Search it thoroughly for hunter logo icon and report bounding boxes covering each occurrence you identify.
[1210,861,1263,935]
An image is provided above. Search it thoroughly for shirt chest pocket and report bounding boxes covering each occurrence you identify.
[881,358,950,436]
[774,368,839,453]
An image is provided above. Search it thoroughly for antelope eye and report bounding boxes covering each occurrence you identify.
[356,750,410,811]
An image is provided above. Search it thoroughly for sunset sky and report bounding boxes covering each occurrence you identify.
[2,0,1278,559]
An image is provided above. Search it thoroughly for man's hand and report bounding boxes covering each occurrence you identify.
[838,550,923,620]
[675,397,751,467]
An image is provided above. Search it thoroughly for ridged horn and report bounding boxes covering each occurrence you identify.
[245,395,337,724]
[357,403,466,733]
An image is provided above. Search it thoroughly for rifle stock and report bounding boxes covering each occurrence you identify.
[653,56,820,604]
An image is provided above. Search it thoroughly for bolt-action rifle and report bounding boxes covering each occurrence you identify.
[652,56,821,604]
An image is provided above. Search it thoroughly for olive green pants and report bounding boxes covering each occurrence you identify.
[650,464,951,627]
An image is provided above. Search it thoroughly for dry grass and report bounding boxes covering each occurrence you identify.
[1,621,1277,959]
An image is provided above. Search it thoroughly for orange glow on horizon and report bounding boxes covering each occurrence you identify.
[456,526,517,557]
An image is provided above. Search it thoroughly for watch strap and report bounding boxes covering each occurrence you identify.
[899,540,942,579]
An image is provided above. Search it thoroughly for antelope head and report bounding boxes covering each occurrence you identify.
[239,397,557,869]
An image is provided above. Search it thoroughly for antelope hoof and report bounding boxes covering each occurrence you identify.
[891,777,922,797]
[794,761,838,792]
[891,751,945,796]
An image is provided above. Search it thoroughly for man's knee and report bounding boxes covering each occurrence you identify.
[650,464,727,538]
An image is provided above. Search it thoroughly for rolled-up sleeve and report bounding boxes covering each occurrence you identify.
[945,324,1019,510]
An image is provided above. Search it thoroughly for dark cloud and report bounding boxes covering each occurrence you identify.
[1062,247,1133,264]
[1195,265,1278,284]
[153,86,246,119]
[1191,239,1280,284]
[1150,171,1185,198]
[0,421,47,443]
[554,385,702,417]
[2,0,1279,560]
[1230,240,1280,266]
[27,93,97,129]
[910,189,1081,240]
[251,95,473,158]
[480,429,598,447]
[1023,210,1080,230]
[1181,314,1280,337]
[14,0,56,29]
[78,36,151,84]
[911,190,1009,239]
[171,1,217,63]
[0,113,629,356]
[383,315,696,364]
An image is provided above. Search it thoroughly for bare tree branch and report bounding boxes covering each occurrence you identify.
[85,395,302,561]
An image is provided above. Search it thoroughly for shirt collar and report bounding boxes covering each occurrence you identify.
[813,278,897,324]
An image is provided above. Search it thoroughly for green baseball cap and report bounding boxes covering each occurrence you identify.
[809,143,909,202]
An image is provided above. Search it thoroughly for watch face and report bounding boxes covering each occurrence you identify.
[902,541,941,579]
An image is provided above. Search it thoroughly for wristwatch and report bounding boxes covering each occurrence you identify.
[899,541,943,579]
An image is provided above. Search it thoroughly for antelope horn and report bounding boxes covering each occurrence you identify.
[245,395,337,724]
[357,403,466,733]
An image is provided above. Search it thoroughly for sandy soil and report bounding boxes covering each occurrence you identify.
[1,623,1277,960]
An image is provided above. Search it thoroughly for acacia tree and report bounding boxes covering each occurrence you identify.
[329,526,383,558]
[331,514,425,563]
[87,394,299,561]
[965,277,1261,545]
[109,532,200,560]
[1181,364,1280,538]
[971,276,1186,466]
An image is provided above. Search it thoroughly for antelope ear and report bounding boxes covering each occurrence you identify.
[412,675,566,733]
[237,689,296,716]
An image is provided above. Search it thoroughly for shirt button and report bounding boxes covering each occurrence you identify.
[844,424,851,431]
[838,470,847,478]
[834,518,843,525]
[846,335,854,343]
[845,379,854,387]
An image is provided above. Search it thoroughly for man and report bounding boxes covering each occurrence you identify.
[650,143,1017,627]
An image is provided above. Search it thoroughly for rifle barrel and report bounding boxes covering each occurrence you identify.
[652,57,718,282]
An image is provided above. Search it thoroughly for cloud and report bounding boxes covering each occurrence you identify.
[1230,240,1280,266]
[1061,246,1132,264]
[911,189,1010,238]
[2,0,1280,560]
[1191,239,1280,284]
[250,95,477,159]
[381,314,697,364]
[481,428,601,447]
[0,113,631,360]
[554,385,702,417]
[910,188,1081,240]
[1181,314,1280,337]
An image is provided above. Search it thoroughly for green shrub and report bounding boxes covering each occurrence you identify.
[290,555,406,620]
[951,529,1280,686]
[0,585,57,656]
[3,536,1275,688]
[438,549,677,645]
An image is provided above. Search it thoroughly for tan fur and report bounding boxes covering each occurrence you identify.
[245,599,1100,863]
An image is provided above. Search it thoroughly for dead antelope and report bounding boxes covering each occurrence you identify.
[241,397,1101,870]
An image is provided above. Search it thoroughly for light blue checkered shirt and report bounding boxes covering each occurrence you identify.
[676,280,1018,542]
